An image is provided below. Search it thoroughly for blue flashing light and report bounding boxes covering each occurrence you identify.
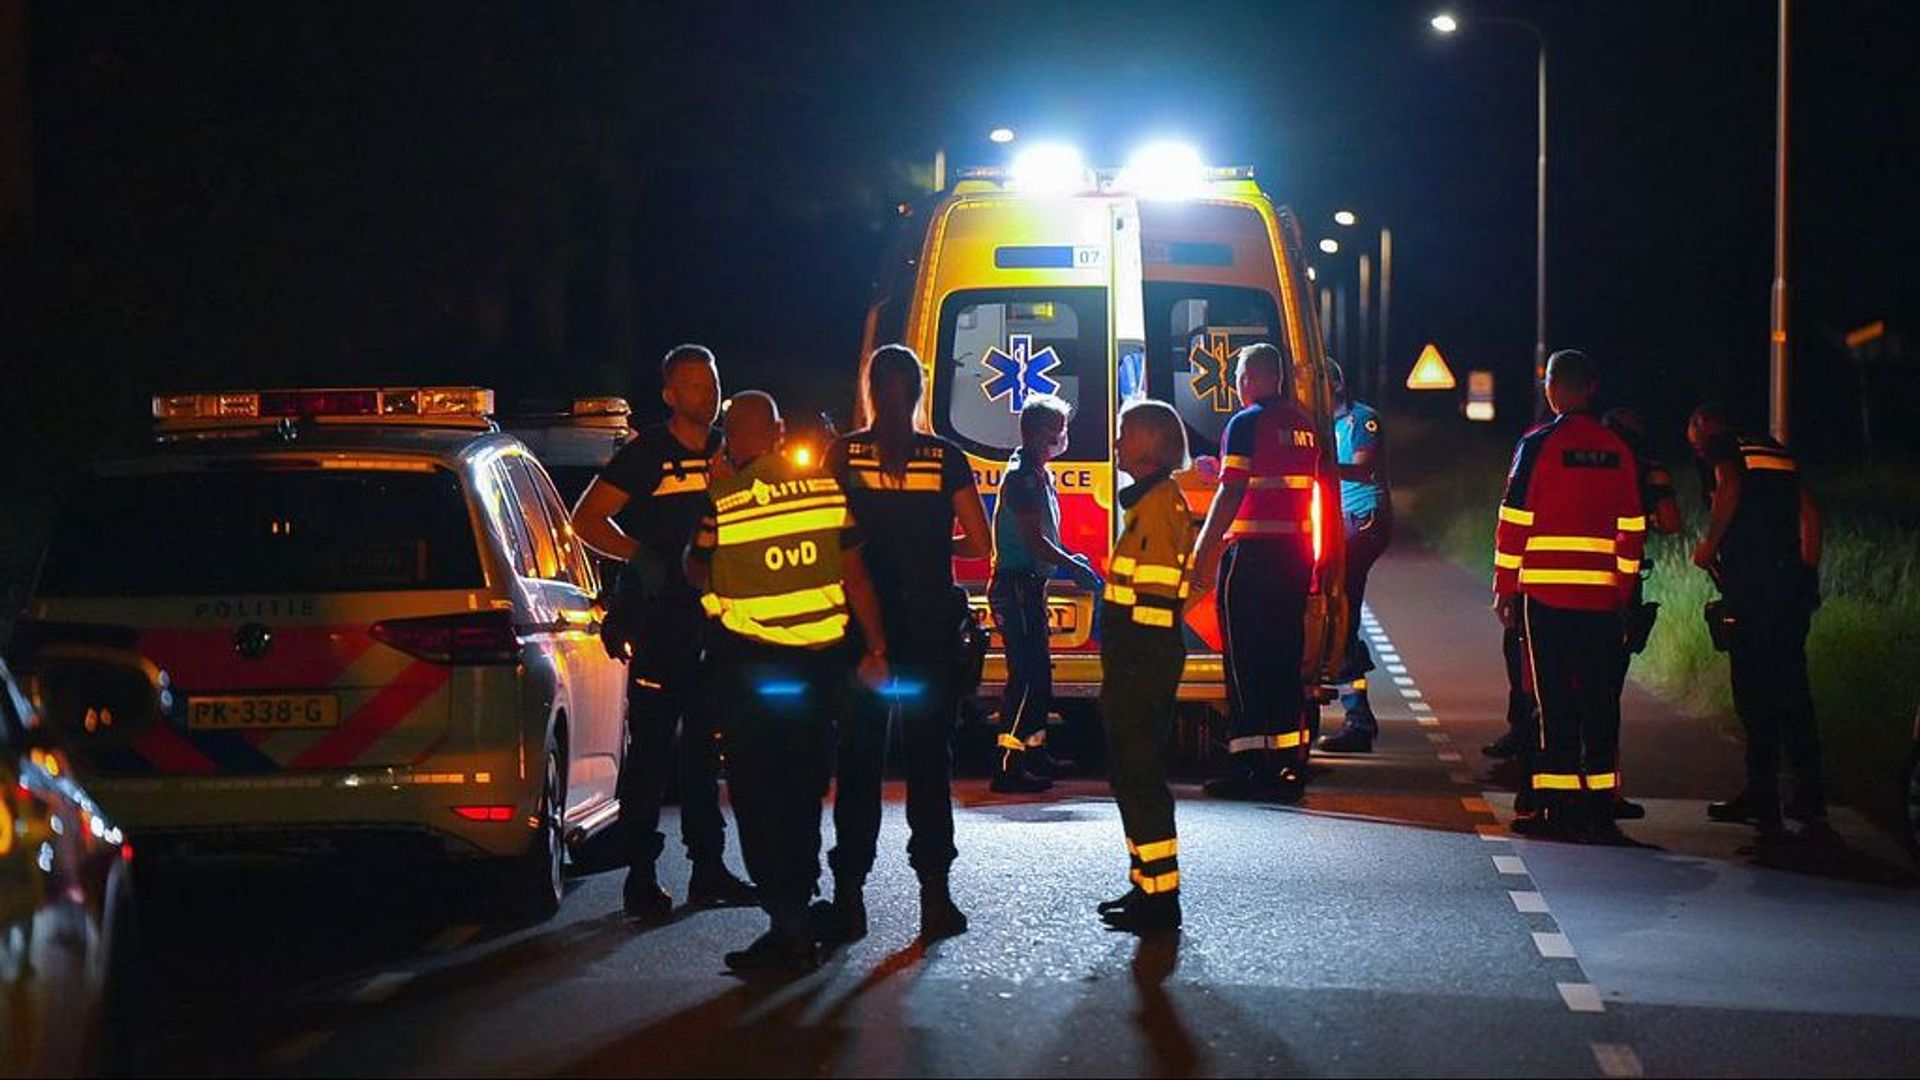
[756,680,808,699]
[879,679,926,701]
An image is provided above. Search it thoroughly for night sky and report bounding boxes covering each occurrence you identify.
[8,1,1917,489]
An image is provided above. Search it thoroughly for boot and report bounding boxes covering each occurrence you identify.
[1097,885,1145,917]
[990,767,1053,794]
[723,929,820,975]
[687,862,758,908]
[1317,725,1374,754]
[1103,891,1181,934]
[623,867,673,923]
[810,877,868,943]
[919,878,969,941]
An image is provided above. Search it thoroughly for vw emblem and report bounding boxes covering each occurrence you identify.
[234,622,274,660]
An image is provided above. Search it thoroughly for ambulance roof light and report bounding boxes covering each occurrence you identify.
[1117,141,1208,200]
[152,387,496,425]
[1009,143,1091,195]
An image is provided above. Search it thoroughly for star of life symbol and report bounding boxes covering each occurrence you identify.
[1189,330,1239,413]
[981,333,1063,413]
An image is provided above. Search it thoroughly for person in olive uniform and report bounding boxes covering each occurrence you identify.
[1096,399,1197,934]
[573,344,755,921]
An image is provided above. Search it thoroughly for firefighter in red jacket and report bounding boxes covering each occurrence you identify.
[1492,350,1646,842]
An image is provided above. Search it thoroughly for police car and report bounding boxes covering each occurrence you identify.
[12,388,626,918]
[497,396,636,508]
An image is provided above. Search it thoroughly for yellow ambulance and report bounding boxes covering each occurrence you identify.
[856,143,1349,709]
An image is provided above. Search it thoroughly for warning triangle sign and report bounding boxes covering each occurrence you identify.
[1406,343,1457,391]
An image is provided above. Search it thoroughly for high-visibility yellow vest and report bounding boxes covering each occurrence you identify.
[696,454,853,649]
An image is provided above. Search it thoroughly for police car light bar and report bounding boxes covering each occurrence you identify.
[955,163,1255,192]
[570,396,632,417]
[153,387,496,424]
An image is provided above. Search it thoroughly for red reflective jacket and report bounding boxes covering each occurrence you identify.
[1493,412,1646,612]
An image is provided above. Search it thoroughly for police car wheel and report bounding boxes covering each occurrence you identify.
[500,739,566,921]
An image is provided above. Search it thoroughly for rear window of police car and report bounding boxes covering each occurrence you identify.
[38,468,486,596]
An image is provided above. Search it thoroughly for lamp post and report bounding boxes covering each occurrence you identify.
[1432,11,1548,416]
[1330,211,1393,402]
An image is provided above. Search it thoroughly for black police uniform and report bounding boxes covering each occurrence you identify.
[825,430,974,892]
[596,424,730,883]
[1701,431,1825,826]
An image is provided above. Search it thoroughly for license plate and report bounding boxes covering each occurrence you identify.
[188,694,340,731]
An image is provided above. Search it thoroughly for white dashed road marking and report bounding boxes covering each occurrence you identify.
[1493,855,1529,875]
[1557,983,1606,1013]
[1509,890,1551,913]
[1532,931,1577,959]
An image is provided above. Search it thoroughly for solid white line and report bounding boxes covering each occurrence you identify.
[1437,750,1463,762]
[1533,931,1577,959]
[262,1030,336,1066]
[1493,854,1528,875]
[1592,1043,1645,1078]
[1557,982,1606,1013]
[1510,890,1551,913]
[351,971,414,1005]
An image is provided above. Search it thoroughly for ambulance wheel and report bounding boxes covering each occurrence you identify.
[499,738,566,921]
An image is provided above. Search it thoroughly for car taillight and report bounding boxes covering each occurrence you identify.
[370,611,520,665]
[452,805,516,822]
[1310,478,1326,566]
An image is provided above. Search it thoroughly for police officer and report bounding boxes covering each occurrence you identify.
[573,344,755,921]
[1319,360,1392,754]
[687,391,891,973]
[1493,350,1646,842]
[818,345,990,944]
[1687,402,1827,841]
[1097,399,1197,934]
[1191,343,1322,802]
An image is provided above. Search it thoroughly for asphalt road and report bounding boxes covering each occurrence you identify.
[125,545,1920,1077]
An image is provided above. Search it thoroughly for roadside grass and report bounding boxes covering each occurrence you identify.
[1391,414,1919,830]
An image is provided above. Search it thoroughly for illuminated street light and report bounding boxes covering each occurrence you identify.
[989,127,1016,144]
[1306,266,1317,281]
[1334,210,1359,227]
[1318,238,1340,255]
[1432,8,1548,416]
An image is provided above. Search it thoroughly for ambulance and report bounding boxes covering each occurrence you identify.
[9,388,627,918]
[856,143,1349,711]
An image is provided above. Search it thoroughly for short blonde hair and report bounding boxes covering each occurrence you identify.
[1118,398,1190,473]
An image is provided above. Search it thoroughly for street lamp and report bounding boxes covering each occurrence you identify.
[1318,238,1340,255]
[989,127,1016,145]
[1333,209,1359,227]
[1431,10,1549,416]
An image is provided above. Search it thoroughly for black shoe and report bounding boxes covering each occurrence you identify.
[724,930,820,975]
[1511,811,1579,840]
[919,881,969,941]
[1483,731,1529,760]
[623,871,673,923]
[810,887,868,944]
[688,864,759,908]
[989,769,1054,794]
[1613,798,1647,821]
[1097,886,1145,917]
[1030,749,1078,778]
[1317,727,1375,754]
[1272,767,1308,802]
[1707,794,1760,825]
[1103,891,1181,934]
